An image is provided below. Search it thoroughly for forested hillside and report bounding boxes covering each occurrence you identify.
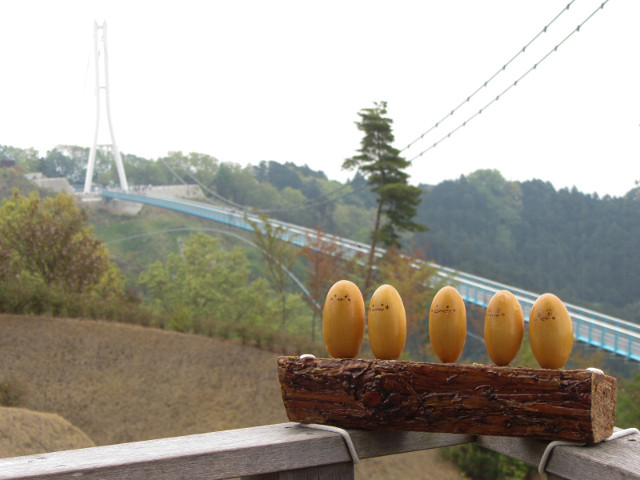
[413,170,640,322]
[2,144,638,323]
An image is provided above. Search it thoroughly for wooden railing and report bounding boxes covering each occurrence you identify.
[0,423,638,479]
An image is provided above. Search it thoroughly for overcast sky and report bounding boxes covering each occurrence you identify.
[1,0,638,197]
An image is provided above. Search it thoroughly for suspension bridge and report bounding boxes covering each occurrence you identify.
[101,189,640,363]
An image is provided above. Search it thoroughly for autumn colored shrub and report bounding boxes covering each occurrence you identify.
[0,190,149,323]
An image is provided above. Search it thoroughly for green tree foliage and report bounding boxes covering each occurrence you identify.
[0,190,116,293]
[161,151,220,188]
[0,190,141,320]
[256,161,304,190]
[2,144,112,187]
[246,213,300,327]
[0,145,39,170]
[0,165,40,199]
[414,170,640,322]
[41,146,88,185]
[251,161,337,231]
[343,101,426,292]
[616,371,640,428]
[331,202,373,243]
[122,153,174,186]
[442,444,531,480]
[1,191,107,289]
[214,162,256,204]
[138,232,278,343]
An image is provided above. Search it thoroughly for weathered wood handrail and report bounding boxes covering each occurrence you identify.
[0,423,638,479]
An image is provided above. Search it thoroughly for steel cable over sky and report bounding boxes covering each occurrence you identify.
[401,0,578,153]
[404,0,611,162]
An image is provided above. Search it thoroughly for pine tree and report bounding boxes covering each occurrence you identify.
[343,101,426,293]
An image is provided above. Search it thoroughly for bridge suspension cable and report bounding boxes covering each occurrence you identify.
[402,0,609,161]
[400,0,578,153]
[405,0,611,162]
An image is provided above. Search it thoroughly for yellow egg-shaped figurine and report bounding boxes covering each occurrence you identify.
[484,290,524,366]
[529,293,573,369]
[368,284,406,360]
[322,280,365,358]
[429,286,466,363]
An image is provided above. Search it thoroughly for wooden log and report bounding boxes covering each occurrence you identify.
[277,356,617,443]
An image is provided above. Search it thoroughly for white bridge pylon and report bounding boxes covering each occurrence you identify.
[83,21,129,194]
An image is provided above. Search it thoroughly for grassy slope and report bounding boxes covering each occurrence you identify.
[0,407,95,458]
[0,315,463,479]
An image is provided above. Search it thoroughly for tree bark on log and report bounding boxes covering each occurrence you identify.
[277,356,617,443]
